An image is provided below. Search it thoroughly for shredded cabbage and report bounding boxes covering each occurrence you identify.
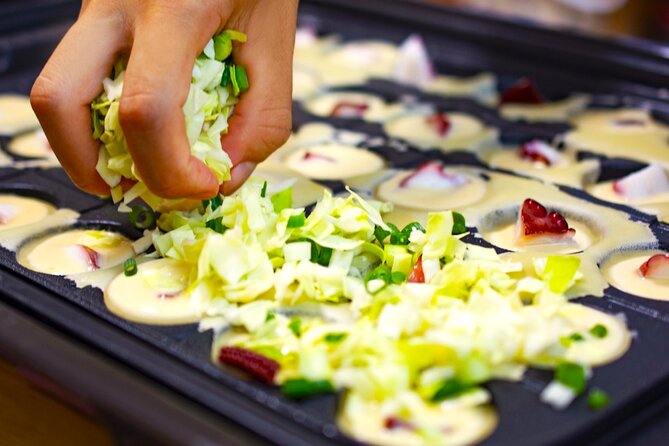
[121,180,626,443]
[91,30,248,210]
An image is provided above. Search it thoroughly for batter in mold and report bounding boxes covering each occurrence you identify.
[425,73,498,106]
[317,40,398,86]
[292,65,323,100]
[383,110,498,152]
[7,129,54,159]
[18,229,135,275]
[339,393,497,446]
[563,108,669,168]
[284,143,385,181]
[302,91,389,121]
[390,33,498,106]
[376,162,487,212]
[601,250,669,302]
[0,95,40,136]
[586,164,669,224]
[105,258,200,325]
[0,194,56,231]
[292,28,339,71]
[497,77,590,123]
[483,140,600,189]
[500,94,590,123]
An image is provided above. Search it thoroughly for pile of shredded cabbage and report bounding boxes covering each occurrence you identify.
[91,30,248,211]
[148,180,624,443]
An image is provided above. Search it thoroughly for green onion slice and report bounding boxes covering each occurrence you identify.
[430,379,473,402]
[282,378,334,399]
[235,66,250,92]
[324,332,347,343]
[206,217,227,234]
[452,212,467,234]
[555,362,587,394]
[260,181,268,198]
[587,388,610,410]
[129,205,156,230]
[202,195,223,211]
[123,258,138,276]
[289,318,302,337]
[589,324,608,338]
[287,213,306,228]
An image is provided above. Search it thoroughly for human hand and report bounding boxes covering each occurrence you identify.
[31,0,297,199]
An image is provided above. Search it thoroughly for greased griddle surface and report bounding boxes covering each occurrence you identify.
[1,1,669,445]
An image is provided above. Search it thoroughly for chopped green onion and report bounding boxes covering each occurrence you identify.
[402,221,425,235]
[389,232,409,245]
[324,332,347,343]
[430,379,473,402]
[374,225,391,245]
[234,66,250,92]
[587,388,610,410]
[129,206,156,230]
[289,318,302,337]
[213,33,232,61]
[270,188,292,212]
[229,63,240,95]
[260,181,268,198]
[316,246,333,267]
[287,213,306,228]
[452,212,467,235]
[589,324,608,339]
[206,217,227,234]
[265,312,275,322]
[91,109,103,139]
[282,378,334,399]
[570,333,585,342]
[202,195,223,211]
[220,64,232,87]
[365,264,392,294]
[123,258,138,276]
[555,362,587,394]
[390,271,407,284]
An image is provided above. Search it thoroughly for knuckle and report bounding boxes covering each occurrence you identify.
[118,91,164,131]
[30,74,64,116]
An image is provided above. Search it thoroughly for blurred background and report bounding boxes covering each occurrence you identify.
[429,0,669,42]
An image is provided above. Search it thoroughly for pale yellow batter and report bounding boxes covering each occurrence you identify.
[602,250,669,301]
[383,111,498,152]
[500,94,590,123]
[564,108,669,168]
[0,195,55,231]
[587,180,669,224]
[105,258,200,325]
[377,166,487,211]
[7,129,55,159]
[484,147,600,189]
[0,95,40,136]
[284,143,385,181]
[18,229,134,275]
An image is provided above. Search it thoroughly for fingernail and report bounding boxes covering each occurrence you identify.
[223,161,256,195]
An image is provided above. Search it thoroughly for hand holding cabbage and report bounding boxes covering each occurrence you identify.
[31,0,297,202]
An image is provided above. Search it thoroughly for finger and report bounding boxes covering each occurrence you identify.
[31,6,125,195]
[220,161,256,195]
[221,0,298,168]
[119,6,223,200]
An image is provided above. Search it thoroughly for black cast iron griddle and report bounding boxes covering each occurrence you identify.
[2,0,669,445]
